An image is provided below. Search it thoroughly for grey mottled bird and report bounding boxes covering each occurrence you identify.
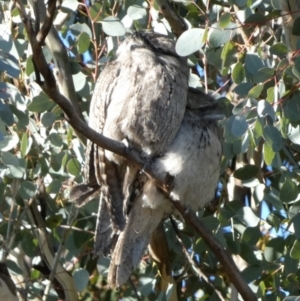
[83,32,189,255]
[70,32,222,288]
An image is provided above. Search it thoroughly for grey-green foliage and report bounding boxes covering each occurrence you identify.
[1,0,300,299]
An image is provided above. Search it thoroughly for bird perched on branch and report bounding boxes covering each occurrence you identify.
[79,32,189,254]
[70,32,222,287]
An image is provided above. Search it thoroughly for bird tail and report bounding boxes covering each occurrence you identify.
[107,183,170,287]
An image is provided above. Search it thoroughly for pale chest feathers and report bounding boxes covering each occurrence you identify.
[141,110,222,211]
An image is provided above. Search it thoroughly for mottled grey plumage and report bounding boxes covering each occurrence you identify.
[108,96,222,287]
[85,32,189,255]
[69,32,223,287]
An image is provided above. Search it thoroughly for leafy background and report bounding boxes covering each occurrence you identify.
[1,0,300,300]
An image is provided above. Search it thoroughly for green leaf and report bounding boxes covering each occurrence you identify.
[253,117,263,141]
[0,132,19,151]
[219,12,231,28]
[264,189,284,211]
[61,0,79,12]
[21,132,28,157]
[264,237,284,262]
[254,67,275,84]
[89,3,103,22]
[270,43,288,59]
[67,158,81,176]
[219,200,244,225]
[257,100,275,121]
[27,94,53,113]
[209,22,237,47]
[292,17,300,35]
[25,55,34,76]
[245,54,264,75]
[10,105,29,127]
[263,125,282,152]
[284,95,300,121]
[1,151,19,166]
[101,17,126,36]
[290,240,300,259]
[70,23,92,38]
[247,84,263,98]
[41,112,57,127]
[266,87,275,103]
[0,52,20,78]
[280,177,298,203]
[0,103,14,126]
[232,62,245,84]
[233,82,254,96]
[234,165,259,180]
[226,115,248,138]
[21,232,38,257]
[127,5,147,20]
[77,32,90,54]
[241,265,263,283]
[242,225,261,245]
[235,207,260,227]
[19,181,36,199]
[46,179,62,194]
[201,216,219,231]
[288,125,300,144]
[244,13,265,24]
[72,72,87,92]
[49,133,63,147]
[175,28,205,56]
[39,157,49,176]
[97,257,110,276]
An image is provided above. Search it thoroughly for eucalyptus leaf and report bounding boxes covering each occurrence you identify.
[77,32,90,54]
[233,165,259,180]
[67,158,81,176]
[280,177,298,203]
[27,94,54,113]
[19,181,36,199]
[73,268,89,292]
[0,51,20,78]
[127,5,147,20]
[232,62,245,84]
[226,115,248,138]
[245,54,264,75]
[175,28,205,56]
[101,17,126,36]
[46,179,62,195]
[270,43,288,58]
[263,125,282,152]
[257,100,275,121]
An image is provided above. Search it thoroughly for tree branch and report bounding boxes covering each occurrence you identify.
[155,0,187,37]
[15,1,257,300]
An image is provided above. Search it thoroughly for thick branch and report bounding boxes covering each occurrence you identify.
[155,0,187,37]
[15,2,257,300]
